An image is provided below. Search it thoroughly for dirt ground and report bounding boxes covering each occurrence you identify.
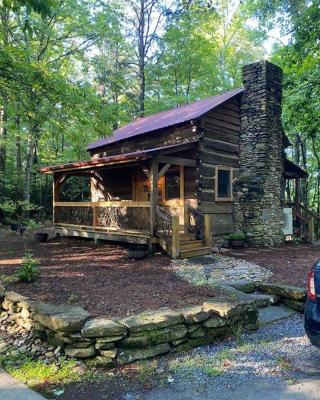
[0,226,317,317]
[230,243,320,287]
[0,228,220,318]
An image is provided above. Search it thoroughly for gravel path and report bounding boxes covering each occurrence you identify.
[165,314,317,390]
[60,314,320,400]
[172,255,273,286]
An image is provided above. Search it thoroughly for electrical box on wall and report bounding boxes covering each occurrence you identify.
[283,208,293,235]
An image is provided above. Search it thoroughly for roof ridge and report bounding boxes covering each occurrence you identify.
[118,87,243,127]
[87,87,244,151]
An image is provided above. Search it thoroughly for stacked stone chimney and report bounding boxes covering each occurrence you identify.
[233,61,284,246]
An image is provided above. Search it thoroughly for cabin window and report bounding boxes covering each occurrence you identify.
[215,167,233,201]
[165,169,180,200]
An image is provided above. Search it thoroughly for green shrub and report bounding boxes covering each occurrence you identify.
[228,231,246,240]
[17,252,40,282]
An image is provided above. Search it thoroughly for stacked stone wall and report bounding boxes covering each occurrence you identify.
[0,286,258,366]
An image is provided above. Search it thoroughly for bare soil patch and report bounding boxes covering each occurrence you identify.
[0,228,220,318]
[230,243,320,287]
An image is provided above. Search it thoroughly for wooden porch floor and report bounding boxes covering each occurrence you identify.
[55,223,151,245]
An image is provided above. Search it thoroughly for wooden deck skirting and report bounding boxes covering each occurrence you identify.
[53,201,150,207]
[55,224,152,245]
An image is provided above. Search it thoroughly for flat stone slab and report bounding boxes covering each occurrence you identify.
[0,368,45,400]
[176,304,211,324]
[188,256,217,265]
[258,306,297,326]
[117,343,171,364]
[249,293,280,308]
[81,318,126,337]
[257,283,307,301]
[32,302,91,332]
[5,291,28,303]
[118,307,182,333]
[226,280,257,293]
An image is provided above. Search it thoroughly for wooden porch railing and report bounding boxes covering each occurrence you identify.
[54,201,151,232]
[286,202,320,242]
[155,206,180,258]
[185,204,204,239]
[185,204,213,247]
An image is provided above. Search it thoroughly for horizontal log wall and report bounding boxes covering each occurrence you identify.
[198,97,241,241]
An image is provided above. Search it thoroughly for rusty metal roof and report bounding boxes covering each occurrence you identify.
[87,88,244,151]
[40,142,196,174]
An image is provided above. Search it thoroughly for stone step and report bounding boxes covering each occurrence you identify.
[179,240,204,250]
[258,305,298,326]
[180,247,211,259]
[249,293,281,309]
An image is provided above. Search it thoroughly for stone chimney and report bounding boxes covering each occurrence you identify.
[233,60,284,246]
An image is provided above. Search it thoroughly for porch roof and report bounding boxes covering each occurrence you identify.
[40,142,195,174]
[87,88,244,151]
[283,158,308,179]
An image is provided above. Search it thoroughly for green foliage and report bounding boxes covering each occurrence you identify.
[0,0,318,216]
[24,219,42,231]
[0,273,19,284]
[17,251,40,282]
[228,231,246,240]
[0,201,41,223]
[0,352,83,389]
[168,352,228,378]
[230,322,244,346]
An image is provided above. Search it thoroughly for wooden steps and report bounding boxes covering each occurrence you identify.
[180,240,204,251]
[179,233,196,241]
[178,232,211,258]
[180,246,211,258]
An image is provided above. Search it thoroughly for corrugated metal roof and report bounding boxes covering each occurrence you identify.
[41,142,195,173]
[87,88,244,151]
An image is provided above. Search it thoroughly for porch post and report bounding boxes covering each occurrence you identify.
[149,157,159,240]
[295,178,301,207]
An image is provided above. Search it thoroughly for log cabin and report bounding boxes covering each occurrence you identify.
[41,60,312,258]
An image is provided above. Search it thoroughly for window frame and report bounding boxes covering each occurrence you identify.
[215,166,233,202]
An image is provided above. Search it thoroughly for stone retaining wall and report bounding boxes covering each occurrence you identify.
[229,281,306,312]
[0,284,259,367]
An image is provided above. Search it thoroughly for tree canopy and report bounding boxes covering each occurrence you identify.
[0,0,319,217]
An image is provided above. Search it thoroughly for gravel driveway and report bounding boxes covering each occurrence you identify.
[60,314,320,400]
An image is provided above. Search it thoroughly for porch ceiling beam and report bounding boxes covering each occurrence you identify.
[158,155,196,167]
[158,163,171,178]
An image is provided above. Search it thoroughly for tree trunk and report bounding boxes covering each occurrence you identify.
[0,98,8,175]
[138,0,146,116]
[24,125,39,203]
[15,115,23,200]
[300,137,308,206]
[0,5,9,196]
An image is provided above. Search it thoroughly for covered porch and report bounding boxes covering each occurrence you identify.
[41,143,213,258]
[283,158,319,241]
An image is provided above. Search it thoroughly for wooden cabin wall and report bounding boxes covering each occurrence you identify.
[198,96,241,242]
[89,124,199,158]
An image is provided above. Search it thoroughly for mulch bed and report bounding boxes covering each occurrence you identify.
[0,228,221,318]
[230,243,320,287]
